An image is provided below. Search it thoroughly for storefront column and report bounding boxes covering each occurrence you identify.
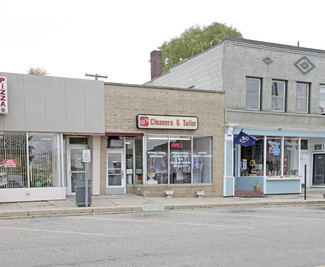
[89,136,101,195]
[224,131,235,196]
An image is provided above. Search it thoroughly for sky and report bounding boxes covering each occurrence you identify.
[2,0,325,84]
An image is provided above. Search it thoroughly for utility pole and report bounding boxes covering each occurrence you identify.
[85,73,108,80]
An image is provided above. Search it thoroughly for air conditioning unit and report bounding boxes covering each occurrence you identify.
[319,107,325,115]
[314,144,324,151]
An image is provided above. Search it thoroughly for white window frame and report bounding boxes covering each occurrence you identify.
[271,80,286,112]
[246,78,261,110]
[296,82,309,113]
[319,85,325,114]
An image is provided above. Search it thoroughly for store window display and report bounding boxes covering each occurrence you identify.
[146,135,213,184]
[266,137,282,176]
[283,138,299,176]
[0,132,62,189]
[170,137,191,184]
[240,137,264,176]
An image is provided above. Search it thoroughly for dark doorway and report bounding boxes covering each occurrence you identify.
[313,154,325,185]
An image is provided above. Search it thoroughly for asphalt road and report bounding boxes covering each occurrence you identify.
[0,205,324,267]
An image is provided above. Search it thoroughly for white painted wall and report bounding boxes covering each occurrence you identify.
[0,187,66,202]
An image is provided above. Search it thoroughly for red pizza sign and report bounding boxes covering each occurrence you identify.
[137,114,198,130]
[0,77,8,114]
[4,159,17,168]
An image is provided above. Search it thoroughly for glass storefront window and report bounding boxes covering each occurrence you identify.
[240,137,264,176]
[0,132,62,189]
[193,137,213,183]
[135,137,143,184]
[266,137,282,176]
[145,135,213,184]
[0,133,28,188]
[170,136,191,184]
[29,133,61,187]
[125,137,134,185]
[284,138,299,176]
[146,137,168,184]
[124,137,144,185]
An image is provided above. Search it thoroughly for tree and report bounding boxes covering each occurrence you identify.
[159,22,243,73]
[27,67,48,76]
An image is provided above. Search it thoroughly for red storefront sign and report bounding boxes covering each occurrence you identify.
[4,159,17,168]
[137,114,198,130]
[0,77,8,114]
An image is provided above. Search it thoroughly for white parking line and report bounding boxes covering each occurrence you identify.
[73,216,253,229]
[0,226,123,238]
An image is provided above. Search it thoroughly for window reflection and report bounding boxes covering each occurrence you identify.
[145,135,213,184]
[266,137,282,176]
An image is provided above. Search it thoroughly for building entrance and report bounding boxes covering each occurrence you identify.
[313,154,325,185]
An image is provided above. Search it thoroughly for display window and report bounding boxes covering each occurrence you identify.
[125,137,143,185]
[0,132,62,188]
[170,136,191,184]
[146,135,213,184]
[146,136,168,184]
[240,137,264,176]
[193,136,213,183]
[283,137,299,176]
[266,137,282,176]
[237,135,301,178]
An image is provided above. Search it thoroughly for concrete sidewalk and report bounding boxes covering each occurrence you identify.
[0,188,324,219]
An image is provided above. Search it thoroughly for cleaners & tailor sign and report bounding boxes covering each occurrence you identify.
[0,77,8,114]
[137,114,198,130]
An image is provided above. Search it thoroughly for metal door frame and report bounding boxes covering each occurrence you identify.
[67,141,88,195]
[106,148,126,194]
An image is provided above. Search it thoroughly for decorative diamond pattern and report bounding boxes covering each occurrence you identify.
[263,57,273,65]
[294,56,315,75]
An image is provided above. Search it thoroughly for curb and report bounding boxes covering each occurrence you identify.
[1,199,324,219]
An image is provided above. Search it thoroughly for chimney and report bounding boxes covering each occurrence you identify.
[150,50,162,80]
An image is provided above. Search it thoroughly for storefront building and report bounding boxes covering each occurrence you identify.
[147,37,325,196]
[0,72,104,202]
[102,83,225,197]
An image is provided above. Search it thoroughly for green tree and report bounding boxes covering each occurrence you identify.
[27,67,48,76]
[159,22,242,73]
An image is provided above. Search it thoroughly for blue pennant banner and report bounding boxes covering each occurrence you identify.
[234,130,257,147]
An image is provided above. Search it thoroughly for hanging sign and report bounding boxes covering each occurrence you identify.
[0,77,8,114]
[136,114,198,130]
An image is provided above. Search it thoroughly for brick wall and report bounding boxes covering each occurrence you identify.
[104,84,225,197]
[100,136,107,195]
[150,50,162,80]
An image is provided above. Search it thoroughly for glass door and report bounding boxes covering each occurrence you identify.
[68,148,86,194]
[313,154,325,185]
[107,148,125,194]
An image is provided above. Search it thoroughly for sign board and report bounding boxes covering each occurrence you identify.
[82,150,91,163]
[4,159,17,168]
[0,77,8,114]
[136,114,198,130]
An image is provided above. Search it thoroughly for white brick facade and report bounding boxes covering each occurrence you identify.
[147,37,325,131]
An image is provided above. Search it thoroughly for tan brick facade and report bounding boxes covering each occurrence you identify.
[103,83,225,197]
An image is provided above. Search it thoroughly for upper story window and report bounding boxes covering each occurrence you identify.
[319,85,325,114]
[246,78,261,110]
[296,83,309,113]
[272,80,286,112]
